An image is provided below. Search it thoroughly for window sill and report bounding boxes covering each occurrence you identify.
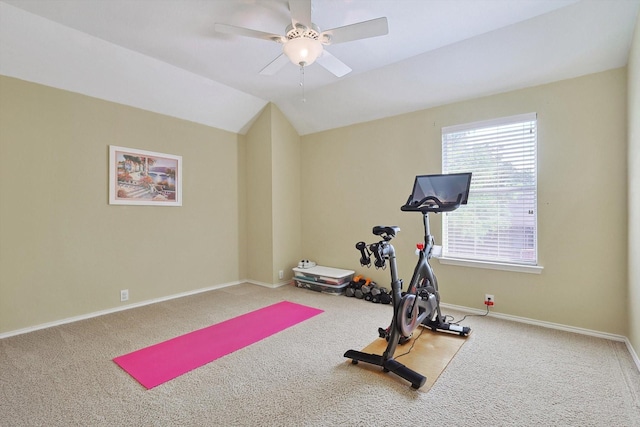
[436,257,544,274]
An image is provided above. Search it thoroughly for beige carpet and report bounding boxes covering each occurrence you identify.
[350,328,468,391]
[1,282,639,426]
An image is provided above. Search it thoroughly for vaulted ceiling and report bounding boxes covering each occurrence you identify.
[1,0,638,135]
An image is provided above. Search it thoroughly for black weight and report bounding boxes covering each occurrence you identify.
[379,293,392,304]
[356,241,372,267]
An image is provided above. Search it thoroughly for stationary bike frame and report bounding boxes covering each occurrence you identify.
[344,195,470,389]
[397,209,468,338]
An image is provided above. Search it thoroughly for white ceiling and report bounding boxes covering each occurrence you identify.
[1,0,639,135]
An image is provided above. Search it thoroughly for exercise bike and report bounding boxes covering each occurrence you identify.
[344,173,472,389]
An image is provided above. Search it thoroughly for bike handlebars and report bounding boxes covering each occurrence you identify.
[400,193,463,213]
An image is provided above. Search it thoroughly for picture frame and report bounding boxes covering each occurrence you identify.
[109,146,182,206]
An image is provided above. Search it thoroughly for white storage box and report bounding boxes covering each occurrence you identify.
[294,278,349,295]
[292,266,354,285]
[292,265,355,295]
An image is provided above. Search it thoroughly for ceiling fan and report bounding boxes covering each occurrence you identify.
[214,0,389,77]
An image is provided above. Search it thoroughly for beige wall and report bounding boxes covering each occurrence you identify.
[301,68,629,335]
[0,60,635,344]
[244,104,302,285]
[237,134,248,281]
[245,106,274,284]
[271,105,302,284]
[629,12,640,356]
[0,76,243,334]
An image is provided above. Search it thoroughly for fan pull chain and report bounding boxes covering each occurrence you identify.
[299,65,306,103]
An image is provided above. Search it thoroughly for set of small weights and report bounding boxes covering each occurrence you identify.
[345,275,392,304]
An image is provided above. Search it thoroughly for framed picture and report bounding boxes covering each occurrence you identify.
[109,146,182,206]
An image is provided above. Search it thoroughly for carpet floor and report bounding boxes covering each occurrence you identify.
[1,282,639,426]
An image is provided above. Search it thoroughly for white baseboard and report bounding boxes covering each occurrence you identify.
[0,280,243,339]
[245,279,292,289]
[626,337,640,372]
[2,285,638,374]
[441,302,640,372]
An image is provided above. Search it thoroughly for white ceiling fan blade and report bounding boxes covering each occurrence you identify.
[214,23,285,43]
[289,0,312,27]
[316,50,352,77]
[322,17,389,45]
[260,54,291,75]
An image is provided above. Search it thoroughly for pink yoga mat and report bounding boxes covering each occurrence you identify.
[113,300,323,389]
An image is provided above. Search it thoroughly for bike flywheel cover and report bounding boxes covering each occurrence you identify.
[398,293,419,337]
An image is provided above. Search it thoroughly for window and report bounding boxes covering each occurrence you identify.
[441,113,539,271]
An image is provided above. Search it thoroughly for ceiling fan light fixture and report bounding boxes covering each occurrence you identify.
[283,37,323,67]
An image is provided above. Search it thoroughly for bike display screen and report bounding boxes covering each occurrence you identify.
[409,173,472,206]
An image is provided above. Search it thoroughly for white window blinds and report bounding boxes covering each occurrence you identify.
[442,113,537,266]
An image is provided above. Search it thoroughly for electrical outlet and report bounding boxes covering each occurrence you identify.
[484,294,494,306]
[278,270,284,280]
[120,289,129,302]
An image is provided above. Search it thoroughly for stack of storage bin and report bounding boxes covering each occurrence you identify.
[292,265,355,295]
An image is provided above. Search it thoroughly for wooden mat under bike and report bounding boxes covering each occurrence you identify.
[350,326,469,392]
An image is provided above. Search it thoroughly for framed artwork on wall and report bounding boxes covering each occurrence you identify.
[109,146,182,206]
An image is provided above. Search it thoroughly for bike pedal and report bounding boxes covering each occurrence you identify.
[378,327,389,340]
[399,334,412,345]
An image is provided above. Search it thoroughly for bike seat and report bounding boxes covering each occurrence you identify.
[372,226,400,239]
